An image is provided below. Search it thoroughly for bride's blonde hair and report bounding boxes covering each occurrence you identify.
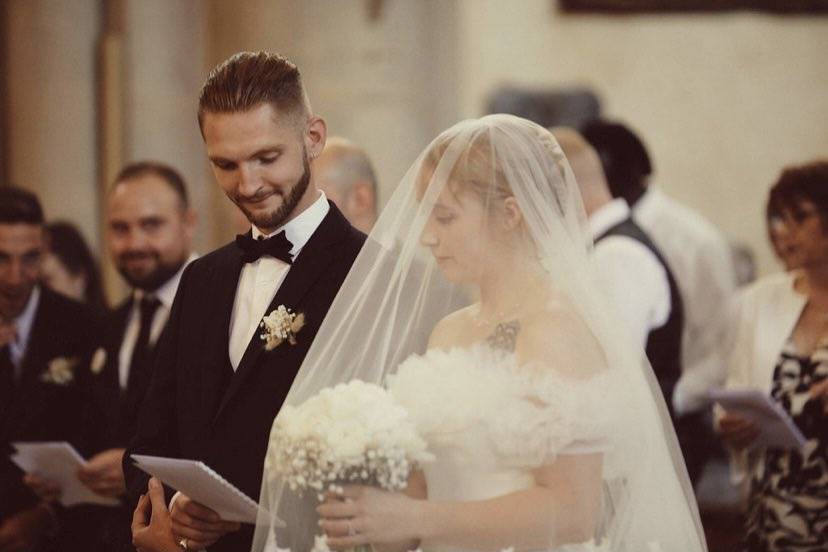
[416,119,569,216]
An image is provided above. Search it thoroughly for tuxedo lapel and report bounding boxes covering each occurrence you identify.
[5,292,69,431]
[107,302,132,393]
[7,297,55,430]
[212,207,351,422]
[199,246,246,419]
[17,299,52,389]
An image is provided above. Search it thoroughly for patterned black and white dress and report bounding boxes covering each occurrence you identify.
[745,340,828,552]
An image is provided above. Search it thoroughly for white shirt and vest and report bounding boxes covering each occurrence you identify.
[633,187,737,415]
[589,199,671,349]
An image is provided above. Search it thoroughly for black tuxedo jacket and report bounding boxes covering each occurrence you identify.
[124,203,365,552]
[0,288,99,522]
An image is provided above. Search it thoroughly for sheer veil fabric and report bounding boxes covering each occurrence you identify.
[251,114,707,551]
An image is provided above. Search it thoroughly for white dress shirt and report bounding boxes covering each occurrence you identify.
[118,253,198,389]
[589,199,671,350]
[633,187,737,415]
[228,191,329,370]
[8,286,41,376]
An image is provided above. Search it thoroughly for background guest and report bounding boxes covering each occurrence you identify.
[24,162,198,550]
[766,190,801,272]
[554,128,677,356]
[554,128,704,481]
[581,118,737,435]
[85,162,197,549]
[0,186,99,552]
[41,221,107,313]
[716,160,828,551]
[314,136,378,233]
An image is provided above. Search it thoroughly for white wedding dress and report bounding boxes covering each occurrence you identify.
[387,345,628,552]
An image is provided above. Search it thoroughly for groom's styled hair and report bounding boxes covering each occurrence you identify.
[197,51,311,134]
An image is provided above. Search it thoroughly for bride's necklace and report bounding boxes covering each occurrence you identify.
[471,302,524,353]
[486,319,521,352]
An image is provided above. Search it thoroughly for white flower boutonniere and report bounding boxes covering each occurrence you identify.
[41,356,78,385]
[90,347,107,375]
[260,305,306,351]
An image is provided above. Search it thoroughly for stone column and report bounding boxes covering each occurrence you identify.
[121,0,217,249]
[5,0,100,245]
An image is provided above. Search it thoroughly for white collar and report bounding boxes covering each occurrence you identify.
[251,191,330,259]
[631,187,662,220]
[134,252,198,310]
[13,285,40,346]
[588,198,631,239]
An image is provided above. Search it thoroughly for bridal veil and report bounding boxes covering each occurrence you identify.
[251,114,707,552]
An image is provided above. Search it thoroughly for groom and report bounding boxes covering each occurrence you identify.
[123,51,365,551]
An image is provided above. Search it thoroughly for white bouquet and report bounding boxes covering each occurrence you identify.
[265,379,432,500]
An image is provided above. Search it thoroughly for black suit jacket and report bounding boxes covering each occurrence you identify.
[0,288,99,522]
[82,296,168,551]
[87,297,160,451]
[124,203,365,551]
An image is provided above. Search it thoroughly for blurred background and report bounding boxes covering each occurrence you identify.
[1,0,827,300]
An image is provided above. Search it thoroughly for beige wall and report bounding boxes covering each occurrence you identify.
[454,0,828,276]
[209,0,828,277]
[122,0,218,250]
[6,0,100,247]
[208,0,459,213]
[5,1,827,283]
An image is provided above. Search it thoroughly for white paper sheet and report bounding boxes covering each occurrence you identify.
[10,442,120,507]
[710,388,808,450]
[130,454,265,524]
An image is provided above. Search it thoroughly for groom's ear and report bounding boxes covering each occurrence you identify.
[305,116,327,159]
[501,197,523,232]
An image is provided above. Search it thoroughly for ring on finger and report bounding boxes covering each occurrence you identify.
[178,537,189,551]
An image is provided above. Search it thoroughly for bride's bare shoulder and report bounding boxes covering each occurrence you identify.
[427,306,477,350]
[517,301,608,379]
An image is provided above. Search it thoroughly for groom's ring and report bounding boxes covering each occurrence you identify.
[347,519,356,537]
[178,537,189,551]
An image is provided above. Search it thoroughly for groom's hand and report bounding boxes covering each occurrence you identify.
[170,494,240,550]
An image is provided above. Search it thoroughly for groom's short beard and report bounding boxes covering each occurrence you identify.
[239,153,311,231]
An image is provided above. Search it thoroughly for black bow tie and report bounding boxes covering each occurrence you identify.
[235,231,294,264]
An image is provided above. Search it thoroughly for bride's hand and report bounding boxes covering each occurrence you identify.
[316,485,424,551]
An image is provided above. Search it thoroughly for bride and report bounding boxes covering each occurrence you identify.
[252,114,707,552]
